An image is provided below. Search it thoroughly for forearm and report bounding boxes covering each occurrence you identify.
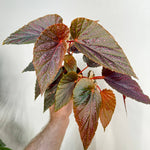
[25,117,69,150]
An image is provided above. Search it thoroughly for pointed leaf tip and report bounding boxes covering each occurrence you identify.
[70,17,137,78]
[73,78,101,149]
[33,23,69,95]
[3,14,63,44]
[100,89,116,130]
[22,61,34,73]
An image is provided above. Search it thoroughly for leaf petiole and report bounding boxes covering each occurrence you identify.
[78,66,88,74]
[90,76,105,80]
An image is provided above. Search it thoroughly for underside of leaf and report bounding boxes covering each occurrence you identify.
[3,14,63,44]
[70,17,137,78]
[33,23,69,94]
[22,61,34,72]
[102,68,150,104]
[35,79,41,100]
[73,78,101,150]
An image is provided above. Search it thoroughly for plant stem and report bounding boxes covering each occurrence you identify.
[96,85,101,92]
[78,66,88,74]
[91,76,105,80]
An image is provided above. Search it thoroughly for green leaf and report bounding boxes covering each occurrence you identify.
[70,17,137,78]
[33,23,69,94]
[0,139,5,147]
[0,147,12,150]
[22,61,34,72]
[73,78,101,150]
[3,14,63,44]
[44,67,65,112]
[64,54,77,72]
[35,79,40,100]
[100,89,116,130]
[0,139,12,150]
[55,71,78,111]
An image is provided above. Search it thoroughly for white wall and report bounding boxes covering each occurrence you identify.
[0,0,150,150]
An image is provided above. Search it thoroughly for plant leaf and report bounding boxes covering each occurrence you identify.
[100,89,116,130]
[64,54,77,72]
[83,55,100,67]
[0,139,6,147]
[70,17,137,78]
[0,147,12,150]
[102,68,150,104]
[3,14,63,44]
[33,23,69,94]
[44,67,65,112]
[22,61,34,72]
[34,79,40,100]
[55,71,78,111]
[73,78,101,150]
[70,45,81,53]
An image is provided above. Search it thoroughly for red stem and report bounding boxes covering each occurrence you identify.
[78,66,88,74]
[67,40,75,43]
[96,85,101,92]
[91,76,105,80]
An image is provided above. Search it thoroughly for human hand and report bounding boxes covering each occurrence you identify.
[49,100,73,122]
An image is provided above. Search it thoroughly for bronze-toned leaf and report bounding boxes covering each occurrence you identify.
[70,17,137,78]
[73,78,101,150]
[55,71,78,111]
[3,14,63,44]
[100,89,116,130]
[33,23,69,94]
[64,54,77,72]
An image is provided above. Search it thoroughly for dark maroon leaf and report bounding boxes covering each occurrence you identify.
[83,55,100,67]
[73,78,101,150]
[70,17,137,78]
[102,68,150,104]
[35,79,40,100]
[100,89,116,130]
[55,71,78,111]
[64,54,77,72]
[33,23,69,94]
[3,14,63,44]
[22,61,34,72]
[123,95,127,114]
[70,45,81,53]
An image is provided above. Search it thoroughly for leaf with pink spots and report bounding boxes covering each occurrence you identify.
[3,14,63,44]
[33,23,69,94]
[70,17,137,78]
[73,78,101,150]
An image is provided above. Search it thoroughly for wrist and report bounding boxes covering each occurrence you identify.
[49,115,70,126]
